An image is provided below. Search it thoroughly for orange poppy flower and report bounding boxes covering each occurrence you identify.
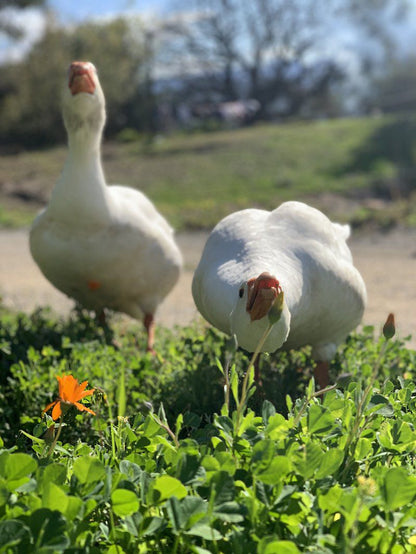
[43,375,96,420]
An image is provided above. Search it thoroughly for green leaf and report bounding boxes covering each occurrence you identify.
[209,471,235,505]
[378,420,416,452]
[230,365,239,405]
[0,452,37,484]
[119,460,143,483]
[112,488,140,517]
[73,456,106,484]
[189,547,212,554]
[65,495,84,521]
[107,546,126,554]
[382,467,416,510]
[214,451,236,475]
[176,453,204,485]
[175,413,184,437]
[38,463,67,492]
[167,496,206,531]
[258,536,300,554]
[266,413,290,440]
[152,475,187,502]
[256,456,291,486]
[307,403,335,435]
[315,449,344,480]
[356,438,373,460]
[141,516,165,537]
[215,357,225,376]
[367,394,394,417]
[262,400,276,424]
[0,480,9,506]
[317,484,343,513]
[251,439,275,473]
[213,501,246,522]
[42,481,69,513]
[186,523,222,540]
[0,520,31,550]
[293,442,324,479]
[23,508,69,550]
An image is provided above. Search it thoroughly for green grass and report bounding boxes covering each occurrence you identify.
[1,114,416,230]
[1,307,416,552]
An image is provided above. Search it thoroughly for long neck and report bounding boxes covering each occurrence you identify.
[49,123,111,224]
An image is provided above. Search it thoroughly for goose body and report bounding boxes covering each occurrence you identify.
[192,201,366,382]
[30,61,182,349]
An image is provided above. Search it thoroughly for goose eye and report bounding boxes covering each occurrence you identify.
[238,287,244,298]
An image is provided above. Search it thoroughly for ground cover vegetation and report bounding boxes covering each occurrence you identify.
[1,114,416,231]
[0,307,416,552]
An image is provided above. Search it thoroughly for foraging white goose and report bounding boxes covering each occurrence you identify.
[30,61,182,351]
[192,201,367,388]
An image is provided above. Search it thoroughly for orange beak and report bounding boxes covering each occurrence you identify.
[68,61,96,96]
[246,272,282,321]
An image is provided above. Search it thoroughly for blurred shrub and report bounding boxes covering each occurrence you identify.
[0,18,152,148]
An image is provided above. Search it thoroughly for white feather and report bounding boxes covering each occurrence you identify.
[192,201,366,361]
[30,62,182,323]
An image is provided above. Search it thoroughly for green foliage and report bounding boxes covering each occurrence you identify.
[1,307,416,551]
[0,18,148,147]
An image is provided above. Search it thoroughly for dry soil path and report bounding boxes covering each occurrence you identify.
[1,228,415,348]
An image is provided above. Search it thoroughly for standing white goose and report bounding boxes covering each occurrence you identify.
[30,61,182,351]
[192,201,367,388]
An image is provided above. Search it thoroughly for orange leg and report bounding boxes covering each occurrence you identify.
[144,313,156,354]
[314,361,330,391]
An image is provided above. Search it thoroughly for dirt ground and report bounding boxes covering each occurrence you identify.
[1,228,415,348]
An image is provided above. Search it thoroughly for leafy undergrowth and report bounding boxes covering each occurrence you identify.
[1,307,416,553]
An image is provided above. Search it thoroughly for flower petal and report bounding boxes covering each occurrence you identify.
[76,380,88,393]
[77,388,94,400]
[74,380,89,400]
[59,375,78,402]
[74,402,96,416]
[52,401,62,421]
[42,400,57,415]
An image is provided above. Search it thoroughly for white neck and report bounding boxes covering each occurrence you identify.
[48,123,110,225]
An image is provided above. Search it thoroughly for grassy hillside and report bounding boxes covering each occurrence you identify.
[1,114,415,230]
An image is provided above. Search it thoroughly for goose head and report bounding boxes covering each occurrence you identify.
[62,61,106,138]
[230,272,291,353]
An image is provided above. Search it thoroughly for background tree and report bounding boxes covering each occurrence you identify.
[0,17,149,147]
[369,55,416,113]
[0,0,46,38]
[165,0,409,118]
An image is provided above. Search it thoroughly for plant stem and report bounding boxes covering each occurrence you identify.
[106,398,117,459]
[235,323,273,433]
[46,417,64,457]
[340,338,389,479]
[156,419,180,448]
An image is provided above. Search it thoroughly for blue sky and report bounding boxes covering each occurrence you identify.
[46,0,171,22]
[0,0,171,62]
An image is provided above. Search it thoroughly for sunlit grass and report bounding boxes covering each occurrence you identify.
[1,114,415,229]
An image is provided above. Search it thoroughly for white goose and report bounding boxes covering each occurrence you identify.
[30,61,182,351]
[192,201,367,388]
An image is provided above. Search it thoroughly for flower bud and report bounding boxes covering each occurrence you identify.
[268,290,284,325]
[383,313,395,340]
